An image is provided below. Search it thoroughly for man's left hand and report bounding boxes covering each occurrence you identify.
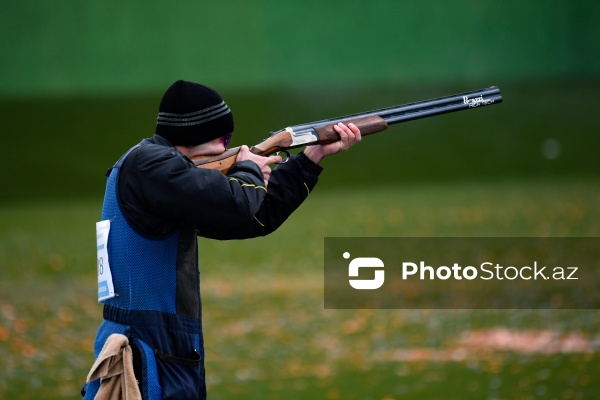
[304,122,362,165]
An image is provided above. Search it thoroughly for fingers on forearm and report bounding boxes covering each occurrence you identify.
[348,123,361,139]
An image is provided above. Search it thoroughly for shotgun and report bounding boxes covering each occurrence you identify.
[192,86,502,173]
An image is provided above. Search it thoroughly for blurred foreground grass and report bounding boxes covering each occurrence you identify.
[1,178,599,399]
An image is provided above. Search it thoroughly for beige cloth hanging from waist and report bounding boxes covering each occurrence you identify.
[86,333,142,400]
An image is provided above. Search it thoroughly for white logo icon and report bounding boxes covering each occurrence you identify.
[345,252,385,290]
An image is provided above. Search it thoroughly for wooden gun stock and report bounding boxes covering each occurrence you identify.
[192,129,295,174]
[191,147,241,173]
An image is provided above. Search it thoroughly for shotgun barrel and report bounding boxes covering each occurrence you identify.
[281,86,502,137]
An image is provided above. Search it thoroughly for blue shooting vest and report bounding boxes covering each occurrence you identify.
[84,143,206,400]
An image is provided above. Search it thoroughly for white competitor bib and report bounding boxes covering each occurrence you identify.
[96,220,115,302]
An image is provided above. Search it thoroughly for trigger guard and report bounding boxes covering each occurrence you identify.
[277,150,291,164]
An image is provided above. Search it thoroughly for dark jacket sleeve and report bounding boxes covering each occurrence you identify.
[196,152,323,240]
[118,142,269,238]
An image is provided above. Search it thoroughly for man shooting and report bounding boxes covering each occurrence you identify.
[82,80,361,399]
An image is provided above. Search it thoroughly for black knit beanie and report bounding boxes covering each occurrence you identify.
[155,80,234,146]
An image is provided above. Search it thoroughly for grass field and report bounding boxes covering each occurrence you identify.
[1,177,599,399]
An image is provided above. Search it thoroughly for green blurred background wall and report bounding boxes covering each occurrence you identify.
[1,0,598,97]
[1,0,598,202]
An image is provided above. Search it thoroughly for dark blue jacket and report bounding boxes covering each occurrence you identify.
[83,135,321,399]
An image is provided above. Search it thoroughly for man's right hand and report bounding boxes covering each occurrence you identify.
[237,145,282,187]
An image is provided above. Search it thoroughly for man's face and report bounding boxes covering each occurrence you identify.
[176,133,232,158]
